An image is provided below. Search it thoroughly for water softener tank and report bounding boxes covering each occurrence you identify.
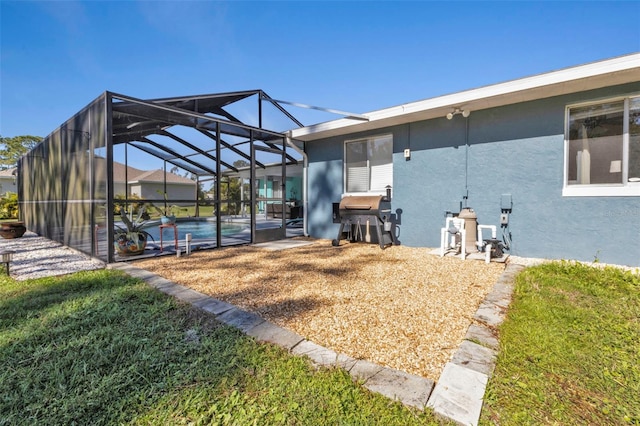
[458,207,478,253]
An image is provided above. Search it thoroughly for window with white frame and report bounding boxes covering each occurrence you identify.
[564,95,640,196]
[344,134,393,194]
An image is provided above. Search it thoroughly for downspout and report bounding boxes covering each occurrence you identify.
[285,134,309,237]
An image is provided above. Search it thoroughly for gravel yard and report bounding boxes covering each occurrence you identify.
[0,232,105,280]
[137,239,505,381]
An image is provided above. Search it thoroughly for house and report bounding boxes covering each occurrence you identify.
[5,158,193,208]
[0,168,17,196]
[289,53,640,267]
[112,162,197,201]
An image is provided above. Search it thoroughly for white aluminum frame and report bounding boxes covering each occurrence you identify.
[562,93,640,197]
[342,133,393,197]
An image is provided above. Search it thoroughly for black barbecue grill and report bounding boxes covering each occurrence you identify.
[331,189,397,249]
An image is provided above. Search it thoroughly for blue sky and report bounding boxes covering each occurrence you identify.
[1,1,639,138]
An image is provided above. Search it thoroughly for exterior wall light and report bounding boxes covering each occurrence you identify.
[446,108,471,120]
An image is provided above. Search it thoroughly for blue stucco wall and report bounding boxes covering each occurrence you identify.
[306,83,640,267]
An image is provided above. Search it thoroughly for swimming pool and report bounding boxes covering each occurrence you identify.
[143,219,247,242]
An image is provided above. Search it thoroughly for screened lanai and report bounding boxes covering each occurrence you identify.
[18,90,305,263]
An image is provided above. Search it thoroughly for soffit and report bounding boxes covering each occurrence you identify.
[291,54,640,142]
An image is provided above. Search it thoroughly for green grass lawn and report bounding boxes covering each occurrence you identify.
[481,262,640,425]
[0,270,440,425]
[4,262,637,425]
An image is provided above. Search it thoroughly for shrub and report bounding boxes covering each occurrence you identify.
[113,193,144,215]
[0,192,18,219]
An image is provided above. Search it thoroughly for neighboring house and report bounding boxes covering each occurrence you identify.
[0,168,17,196]
[290,53,640,267]
[112,161,197,201]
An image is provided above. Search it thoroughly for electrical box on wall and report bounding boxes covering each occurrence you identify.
[500,213,509,225]
[404,148,411,159]
[500,194,512,227]
[501,193,513,213]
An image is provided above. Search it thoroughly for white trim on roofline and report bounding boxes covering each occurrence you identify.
[289,53,640,142]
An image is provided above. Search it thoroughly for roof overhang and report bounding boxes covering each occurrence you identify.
[290,53,640,142]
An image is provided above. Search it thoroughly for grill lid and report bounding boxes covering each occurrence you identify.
[339,195,384,211]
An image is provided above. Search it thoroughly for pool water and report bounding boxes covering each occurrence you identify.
[143,220,246,242]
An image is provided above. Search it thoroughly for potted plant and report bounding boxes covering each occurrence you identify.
[0,193,25,239]
[114,207,154,256]
[152,191,177,225]
[0,221,26,239]
[150,203,176,225]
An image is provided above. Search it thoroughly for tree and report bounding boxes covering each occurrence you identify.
[0,135,42,170]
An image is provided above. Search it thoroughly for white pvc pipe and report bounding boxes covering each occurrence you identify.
[477,225,497,250]
[185,233,192,256]
[477,224,497,263]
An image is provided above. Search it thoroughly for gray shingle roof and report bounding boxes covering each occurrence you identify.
[130,169,195,185]
[0,167,17,177]
[112,161,146,183]
[111,161,195,185]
